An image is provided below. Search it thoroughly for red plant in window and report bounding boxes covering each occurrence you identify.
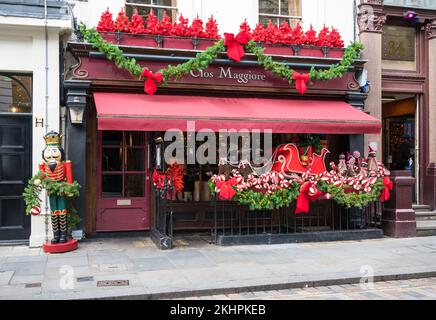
[239,19,252,40]
[96,7,115,32]
[252,23,266,42]
[264,20,280,43]
[157,11,173,36]
[290,23,305,45]
[329,27,344,48]
[172,14,190,37]
[316,25,332,47]
[145,9,159,35]
[129,9,146,34]
[189,15,205,38]
[278,20,292,44]
[304,24,318,46]
[205,15,220,39]
[114,8,130,33]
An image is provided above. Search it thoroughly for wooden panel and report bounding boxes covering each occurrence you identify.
[85,100,97,235]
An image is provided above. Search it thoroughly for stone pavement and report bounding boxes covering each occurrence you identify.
[1,235,436,299]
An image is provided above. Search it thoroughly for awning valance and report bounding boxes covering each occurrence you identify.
[93,93,381,134]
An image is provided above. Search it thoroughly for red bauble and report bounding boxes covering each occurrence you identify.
[96,7,115,32]
[129,9,146,34]
[145,9,159,35]
[114,8,130,33]
[205,15,220,39]
[158,11,173,36]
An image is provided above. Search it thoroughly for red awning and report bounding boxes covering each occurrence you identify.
[93,93,381,134]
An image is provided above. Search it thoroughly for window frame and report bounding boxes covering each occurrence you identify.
[125,0,178,21]
[0,72,33,116]
[258,0,302,26]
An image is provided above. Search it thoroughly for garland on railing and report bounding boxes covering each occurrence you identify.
[79,25,364,95]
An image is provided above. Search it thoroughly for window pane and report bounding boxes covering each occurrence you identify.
[0,154,23,181]
[0,75,32,113]
[259,0,279,14]
[127,0,152,4]
[102,174,123,197]
[102,131,122,146]
[259,16,273,26]
[102,148,122,172]
[126,148,145,171]
[125,174,145,197]
[1,126,23,147]
[125,131,145,147]
[155,0,173,6]
[286,0,301,16]
[280,0,289,15]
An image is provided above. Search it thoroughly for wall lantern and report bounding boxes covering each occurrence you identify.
[66,91,87,125]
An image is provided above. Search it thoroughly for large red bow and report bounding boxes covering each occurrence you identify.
[215,178,238,200]
[224,32,249,62]
[380,176,393,202]
[292,71,310,95]
[295,182,324,214]
[141,69,163,95]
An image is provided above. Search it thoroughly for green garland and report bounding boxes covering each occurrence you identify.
[79,25,364,87]
[23,172,81,230]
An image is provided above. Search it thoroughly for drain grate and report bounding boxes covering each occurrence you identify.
[77,276,94,282]
[25,283,42,288]
[97,280,129,287]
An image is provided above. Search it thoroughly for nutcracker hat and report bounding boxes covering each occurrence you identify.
[43,131,62,146]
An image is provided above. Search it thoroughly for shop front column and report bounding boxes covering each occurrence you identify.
[425,20,436,209]
[64,80,91,235]
[357,0,386,158]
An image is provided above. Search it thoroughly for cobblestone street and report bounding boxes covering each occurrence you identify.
[181,277,436,300]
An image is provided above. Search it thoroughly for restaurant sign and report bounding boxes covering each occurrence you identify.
[383,0,436,10]
[190,67,267,84]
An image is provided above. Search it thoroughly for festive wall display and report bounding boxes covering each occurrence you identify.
[153,163,185,196]
[23,131,81,246]
[209,146,391,213]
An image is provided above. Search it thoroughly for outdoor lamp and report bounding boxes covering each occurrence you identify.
[66,90,87,125]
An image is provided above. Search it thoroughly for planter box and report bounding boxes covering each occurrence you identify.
[100,32,157,47]
[261,43,345,59]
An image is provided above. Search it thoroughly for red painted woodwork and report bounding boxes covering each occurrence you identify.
[93,93,382,134]
[43,240,78,254]
[96,131,150,232]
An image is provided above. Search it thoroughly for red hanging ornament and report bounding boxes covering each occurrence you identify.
[304,24,318,46]
[316,25,332,47]
[239,19,252,41]
[145,9,159,35]
[264,20,280,44]
[189,15,205,38]
[141,69,163,95]
[205,15,220,39]
[96,7,115,32]
[129,9,146,34]
[329,27,344,48]
[290,23,305,45]
[292,71,310,95]
[114,8,130,33]
[224,31,249,62]
[252,23,266,42]
[158,11,173,36]
[172,14,190,37]
[278,20,292,44]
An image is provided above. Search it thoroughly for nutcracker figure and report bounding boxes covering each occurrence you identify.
[39,131,73,244]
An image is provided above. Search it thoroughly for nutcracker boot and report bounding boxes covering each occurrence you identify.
[50,213,60,244]
[59,213,68,243]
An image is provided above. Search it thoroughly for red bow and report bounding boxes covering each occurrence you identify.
[141,69,163,95]
[215,178,238,200]
[292,71,310,95]
[380,176,393,202]
[295,182,324,214]
[224,32,249,62]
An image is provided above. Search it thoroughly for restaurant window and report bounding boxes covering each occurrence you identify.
[126,0,178,22]
[382,25,417,71]
[0,74,32,114]
[259,0,302,27]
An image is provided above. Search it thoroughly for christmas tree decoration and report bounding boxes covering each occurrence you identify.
[264,20,280,44]
[224,31,249,62]
[291,23,305,45]
[189,15,205,38]
[304,24,318,46]
[96,7,115,32]
[129,9,146,34]
[158,11,173,36]
[252,23,266,42]
[329,27,344,48]
[145,9,159,35]
[114,8,130,33]
[172,14,190,37]
[239,19,252,40]
[317,25,332,47]
[278,20,292,44]
[205,15,220,39]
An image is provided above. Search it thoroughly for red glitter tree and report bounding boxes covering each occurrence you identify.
[304,24,318,46]
[329,27,344,47]
[264,20,280,43]
[290,23,305,45]
[157,11,173,35]
[114,8,130,33]
[189,15,205,38]
[96,7,115,32]
[172,14,190,37]
[278,20,292,44]
[129,9,146,34]
[252,23,266,42]
[145,9,159,35]
[205,15,220,39]
[316,25,332,47]
[239,19,252,40]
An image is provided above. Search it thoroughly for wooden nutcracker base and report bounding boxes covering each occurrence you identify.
[43,239,78,254]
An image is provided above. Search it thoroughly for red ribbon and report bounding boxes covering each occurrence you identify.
[141,69,163,95]
[292,71,310,95]
[295,182,324,214]
[224,32,249,62]
[215,178,238,200]
[380,176,393,202]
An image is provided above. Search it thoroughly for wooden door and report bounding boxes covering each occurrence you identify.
[96,131,150,231]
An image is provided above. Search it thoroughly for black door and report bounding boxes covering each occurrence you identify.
[0,115,32,241]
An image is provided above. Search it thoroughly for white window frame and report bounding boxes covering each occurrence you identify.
[125,1,178,20]
[258,0,302,25]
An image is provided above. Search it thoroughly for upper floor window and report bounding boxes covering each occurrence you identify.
[126,0,178,22]
[259,0,302,27]
[0,74,32,114]
[382,24,417,71]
